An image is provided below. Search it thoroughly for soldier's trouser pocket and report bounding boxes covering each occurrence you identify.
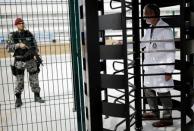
[26,60,39,74]
[11,65,25,76]
[11,65,17,76]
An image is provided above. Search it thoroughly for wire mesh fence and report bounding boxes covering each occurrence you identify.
[0,0,78,131]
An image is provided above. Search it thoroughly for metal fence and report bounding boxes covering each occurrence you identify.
[0,0,78,131]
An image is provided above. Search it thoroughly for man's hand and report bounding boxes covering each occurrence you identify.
[19,43,28,49]
[16,43,28,49]
[33,56,37,60]
[165,73,172,81]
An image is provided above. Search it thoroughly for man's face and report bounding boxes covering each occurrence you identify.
[143,8,156,25]
[16,22,25,31]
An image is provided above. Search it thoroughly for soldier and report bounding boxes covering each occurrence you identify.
[7,18,45,108]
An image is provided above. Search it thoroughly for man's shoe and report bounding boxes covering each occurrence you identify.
[15,93,23,108]
[15,98,23,107]
[152,120,173,127]
[35,97,45,103]
[34,93,45,103]
[142,112,159,120]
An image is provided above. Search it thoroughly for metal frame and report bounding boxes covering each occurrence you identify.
[180,0,187,130]
[132,0,142,130]
[79,0,103,131]
[79,0,194,131]
[69,0,86,131]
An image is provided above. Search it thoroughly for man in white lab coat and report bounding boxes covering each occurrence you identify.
[141,4,175,127]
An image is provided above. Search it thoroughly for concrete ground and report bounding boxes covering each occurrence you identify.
[0,54,77,131]
[0,53,193,131]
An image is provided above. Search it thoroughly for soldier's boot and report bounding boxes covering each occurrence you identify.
[34,93,45,103]
[15,93,22,108]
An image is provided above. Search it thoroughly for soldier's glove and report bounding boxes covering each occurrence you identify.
[35,55,43,66]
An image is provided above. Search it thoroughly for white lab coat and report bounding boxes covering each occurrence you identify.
[141,19,175,92]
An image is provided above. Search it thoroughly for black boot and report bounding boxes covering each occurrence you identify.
[34,93,45,103]
[15,93,22,108]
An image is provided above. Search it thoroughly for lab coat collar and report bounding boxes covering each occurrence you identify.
[150,19,164,27]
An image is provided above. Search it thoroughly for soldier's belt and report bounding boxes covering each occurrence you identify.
[15,55,33,61]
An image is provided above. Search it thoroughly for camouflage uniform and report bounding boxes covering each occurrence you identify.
[7,30,41,95]
[14,60,40,94]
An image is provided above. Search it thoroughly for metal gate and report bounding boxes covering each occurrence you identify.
[0,0,84,131]
[80,0,194,131]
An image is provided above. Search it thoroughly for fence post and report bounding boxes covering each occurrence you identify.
[68,0,86,131]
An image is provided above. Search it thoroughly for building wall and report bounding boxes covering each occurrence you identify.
[0,0,70,44]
